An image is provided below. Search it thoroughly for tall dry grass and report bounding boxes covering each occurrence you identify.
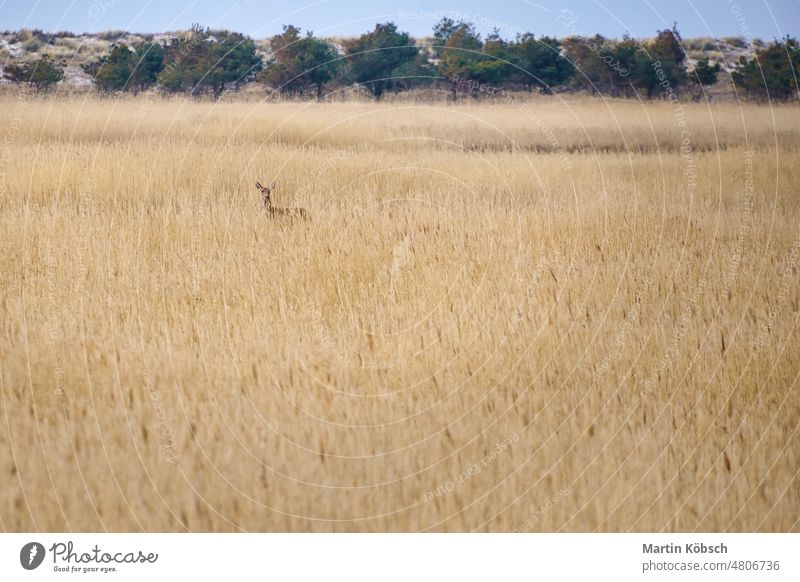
[0,94,798,531]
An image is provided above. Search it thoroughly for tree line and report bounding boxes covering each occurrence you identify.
[3,20,799,101]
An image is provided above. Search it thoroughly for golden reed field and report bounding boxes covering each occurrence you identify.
[0,93,798,532]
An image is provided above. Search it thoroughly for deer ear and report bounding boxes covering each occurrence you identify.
[255,182,262,190]
[269,181,277,189]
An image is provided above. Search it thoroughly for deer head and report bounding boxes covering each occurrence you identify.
[256,181,276,211]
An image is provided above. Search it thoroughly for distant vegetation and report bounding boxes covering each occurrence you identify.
[259,24,340,99]
[1,21,798,100]
[3,54,65,92]
[732,37,800,101]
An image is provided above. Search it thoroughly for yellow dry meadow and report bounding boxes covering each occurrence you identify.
[0,93,798,532]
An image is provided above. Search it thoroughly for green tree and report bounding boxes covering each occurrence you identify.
[259,26,340,99]
[388,50,436,92]
[4,55,65,92]
[159,25,261,98]
[563,35,617,95]
[297,35,340,99]
[473,30,513,89]
[431,17,461,55]
[432,18,484,99]
[343,22,418,99]
[83,42,165,93]
[652,25,686,65]
[83,44,135,91]
[259,26,301,95]
[732,37,799,101]
[205,30,262,97]
[688,57,721,100]
[609,36,638,96]
[158,28,207,95]
[132,43,166,92]
[509,34,573,93]
[630,24,687,98]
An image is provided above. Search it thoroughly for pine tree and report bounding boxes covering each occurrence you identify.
[344,23,418,100]
[4,55,65,92]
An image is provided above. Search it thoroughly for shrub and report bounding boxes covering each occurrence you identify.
[3,54,65,91]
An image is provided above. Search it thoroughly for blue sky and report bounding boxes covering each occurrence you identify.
[1,0,798,39]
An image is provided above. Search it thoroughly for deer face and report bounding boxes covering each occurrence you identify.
[256,181,276,209]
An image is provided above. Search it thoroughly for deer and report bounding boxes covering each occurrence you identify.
[256,181,310,220]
